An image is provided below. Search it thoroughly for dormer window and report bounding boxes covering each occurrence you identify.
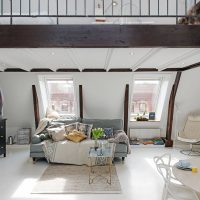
[38,75,77,118]
[130,75,169,121]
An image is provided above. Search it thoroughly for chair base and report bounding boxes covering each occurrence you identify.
[180,149,200,156]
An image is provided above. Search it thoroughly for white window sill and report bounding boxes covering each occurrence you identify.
[130,119,161,122]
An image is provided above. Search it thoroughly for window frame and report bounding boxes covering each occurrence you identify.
[130,74,169,122]
[38,75,77,118]
[131,78,161,116]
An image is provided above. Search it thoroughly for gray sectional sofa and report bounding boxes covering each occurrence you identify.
[30,118,128,163]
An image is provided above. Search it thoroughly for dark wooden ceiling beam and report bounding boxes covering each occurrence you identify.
[134,68,158,72]
[4,68,27,72]
[182,61,200,71]
[162,68,182,72]
[30,68,53,72]
[56,68,80,72]
[82,68,106,72]
[0,25,200,48]
[109,68,132,72]
[79,85,83,120]
[124,84,129,135]
[32,85,40,129]
[165,71,182,147]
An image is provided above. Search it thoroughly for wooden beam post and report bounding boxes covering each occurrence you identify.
[1,25,200,48]
[124,84,129,134]
[79,85,83,120]
[32,85,40,129]
[165,72,182,147]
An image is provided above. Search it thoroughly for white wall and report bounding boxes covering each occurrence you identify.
[173,68,200,140]
[0,73,37,138]
[0,72,175,138]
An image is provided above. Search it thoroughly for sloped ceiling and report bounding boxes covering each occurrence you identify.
[0,48,200,71]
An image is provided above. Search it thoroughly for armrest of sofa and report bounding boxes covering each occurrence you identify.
[31,135,42,144]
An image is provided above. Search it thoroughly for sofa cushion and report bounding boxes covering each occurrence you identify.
[82,119,123,131]
[50,118,80,126]
[77,123,93,138]
[103,128,114,138]
[65,130,87,143]
[47,126,66,142]
[65,123,77,134]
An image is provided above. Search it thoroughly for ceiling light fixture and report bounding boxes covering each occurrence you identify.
[130,52,134,56]
[113,1,118,6]
[51,52,55,55]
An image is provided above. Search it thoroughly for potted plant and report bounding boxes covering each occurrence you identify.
[135,112,149,121]
[92,128,104,150]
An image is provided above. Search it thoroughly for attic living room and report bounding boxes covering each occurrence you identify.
[1,0,200,200]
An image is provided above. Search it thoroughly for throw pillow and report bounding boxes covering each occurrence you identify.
[103,128,114,139]
[39,131,50,141]
[65,123,78,134]
[47,125,66,142]
[46,107,60,119]
[77,123,93,138]
[65,130,87,143]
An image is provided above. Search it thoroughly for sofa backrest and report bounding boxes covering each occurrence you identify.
[50,118,81,126]
[82,119,123,131]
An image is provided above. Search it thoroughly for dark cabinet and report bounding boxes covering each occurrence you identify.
[0,119,6,157]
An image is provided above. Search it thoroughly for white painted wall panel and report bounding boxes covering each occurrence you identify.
[130,128,161,139]
[0,72,174,138]
[173,68,200,140]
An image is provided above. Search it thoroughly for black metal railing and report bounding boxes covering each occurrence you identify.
[0,0,199,24]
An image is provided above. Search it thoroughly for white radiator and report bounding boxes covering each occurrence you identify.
[129,128,161,139]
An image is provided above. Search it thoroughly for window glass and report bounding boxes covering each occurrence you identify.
[131,79,160,119]
[45,79,75,116]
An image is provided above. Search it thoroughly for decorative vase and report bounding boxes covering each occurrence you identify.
[94,139,98,150]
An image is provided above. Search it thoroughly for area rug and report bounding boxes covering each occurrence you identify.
[32,164,121,194]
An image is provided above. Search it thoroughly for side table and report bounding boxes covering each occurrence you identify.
[88,144,115,185]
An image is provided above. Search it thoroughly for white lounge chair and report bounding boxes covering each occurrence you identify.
[177,116,200,156]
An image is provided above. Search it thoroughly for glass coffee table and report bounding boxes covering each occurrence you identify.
[88,144,115,185]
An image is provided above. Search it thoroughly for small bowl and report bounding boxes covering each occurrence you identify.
[178,160,191,168]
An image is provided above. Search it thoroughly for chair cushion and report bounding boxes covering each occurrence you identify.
[177,135,200,143]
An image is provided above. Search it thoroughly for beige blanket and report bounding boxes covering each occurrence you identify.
[43,139,96,165]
